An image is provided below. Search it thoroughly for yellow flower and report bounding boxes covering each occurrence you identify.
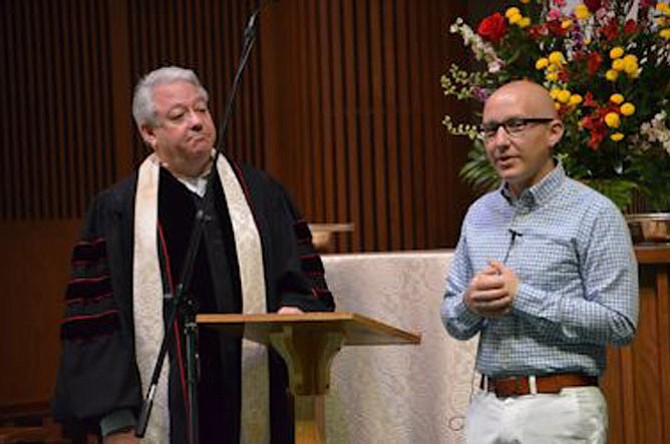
[535,58,549,70]
[505,7,521,19]
[518,17,531,28]
[604,112,621,128]
[661,29,670,40]
[657,17,668,27]
[609,94,624,104]
[546,72,559,82]
[561,19,573,29]
[620,103,636,116]
[574,4,591,19]
[624,62,639,75]
[509,13,523,25]
[609,47,624,59]
[548,51,564,65]
[569,94,583,106]
[550,88,561,99]
[520,0,530,3]
[547,63,560,73]
[605,69,619,81]
[554,102,561,110]
[610,133,625,142]
[656,3,670,15]
[557,90,572,103]
[612,59,625,71]
[623,54,638,65]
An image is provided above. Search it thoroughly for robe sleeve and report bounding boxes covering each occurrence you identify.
[240,165,335,313]
[274,183,335,312]
[51,185,143,435]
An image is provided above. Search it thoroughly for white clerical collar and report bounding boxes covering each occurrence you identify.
[175,171,210,197]
[159,158,213,197]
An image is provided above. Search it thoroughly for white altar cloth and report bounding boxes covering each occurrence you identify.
[322,250,479,444]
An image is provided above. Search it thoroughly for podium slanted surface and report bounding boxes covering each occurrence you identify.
[197,311,420,346]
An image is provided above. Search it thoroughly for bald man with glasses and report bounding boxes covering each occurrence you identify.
[441,80,639,443]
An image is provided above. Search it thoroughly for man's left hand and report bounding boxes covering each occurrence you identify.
[488,260,519,301]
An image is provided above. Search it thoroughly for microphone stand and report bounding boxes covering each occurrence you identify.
[135,4,265,443]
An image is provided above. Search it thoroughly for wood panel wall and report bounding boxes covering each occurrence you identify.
[0,0,472,409]
[259,0,473,252]
[0,0,472,248]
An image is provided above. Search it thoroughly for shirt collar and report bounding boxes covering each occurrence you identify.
[500,159,566,208]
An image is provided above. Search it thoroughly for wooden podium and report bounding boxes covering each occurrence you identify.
[197,312,421,444]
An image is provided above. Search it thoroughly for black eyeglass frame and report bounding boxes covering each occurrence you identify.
[480,117,555,140]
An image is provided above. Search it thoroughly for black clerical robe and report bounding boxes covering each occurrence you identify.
[52,161,335,443]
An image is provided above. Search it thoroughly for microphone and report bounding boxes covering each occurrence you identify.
[502,229,522,264]
[508,228,523,244]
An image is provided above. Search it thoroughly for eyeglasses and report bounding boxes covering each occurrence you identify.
[480,117,555,140]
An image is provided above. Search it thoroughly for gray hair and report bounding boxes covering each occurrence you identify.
[132,66,209,127]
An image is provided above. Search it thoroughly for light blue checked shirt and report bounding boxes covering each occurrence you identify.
[441,163,638,377]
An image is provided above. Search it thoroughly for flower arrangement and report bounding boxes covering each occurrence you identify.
[442,0,670,210]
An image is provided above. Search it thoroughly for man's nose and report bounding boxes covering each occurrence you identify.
[188,110,204,130]
[492,125,510,146]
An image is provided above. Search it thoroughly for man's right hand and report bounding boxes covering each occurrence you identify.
[463,264,514,317]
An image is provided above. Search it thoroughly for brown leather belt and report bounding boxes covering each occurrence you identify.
[482,373,598,398]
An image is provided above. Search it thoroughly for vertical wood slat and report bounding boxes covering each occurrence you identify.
[17,1,32,219]
[330,0,348,252]
[319,0,335,228]
[369,0,386,251]
[0,4,10,220]
[30,0,49,219]
[397,0,413,249]
[384,0,400,251]
[342,0,360,251]
[51,0,68,219]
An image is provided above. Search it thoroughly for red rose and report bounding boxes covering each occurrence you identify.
[624,19,637,34]
[477,13,507,43]
[601,19,618,42]
[584,0,602,12]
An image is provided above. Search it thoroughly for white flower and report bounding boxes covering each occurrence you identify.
[640,111,670,155]
[488,60,502,73]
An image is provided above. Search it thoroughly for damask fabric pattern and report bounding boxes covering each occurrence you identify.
[322,251,477,444]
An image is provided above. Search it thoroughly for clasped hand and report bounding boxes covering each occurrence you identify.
[464,260,519,318]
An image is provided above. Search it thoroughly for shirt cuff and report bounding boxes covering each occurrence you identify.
[100,409,136,437]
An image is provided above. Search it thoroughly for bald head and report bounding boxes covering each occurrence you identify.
[484,80,559,120]
[481,80,565,195]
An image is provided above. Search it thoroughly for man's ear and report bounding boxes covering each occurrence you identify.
[139,123,157,150]
[548,120,564,148]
